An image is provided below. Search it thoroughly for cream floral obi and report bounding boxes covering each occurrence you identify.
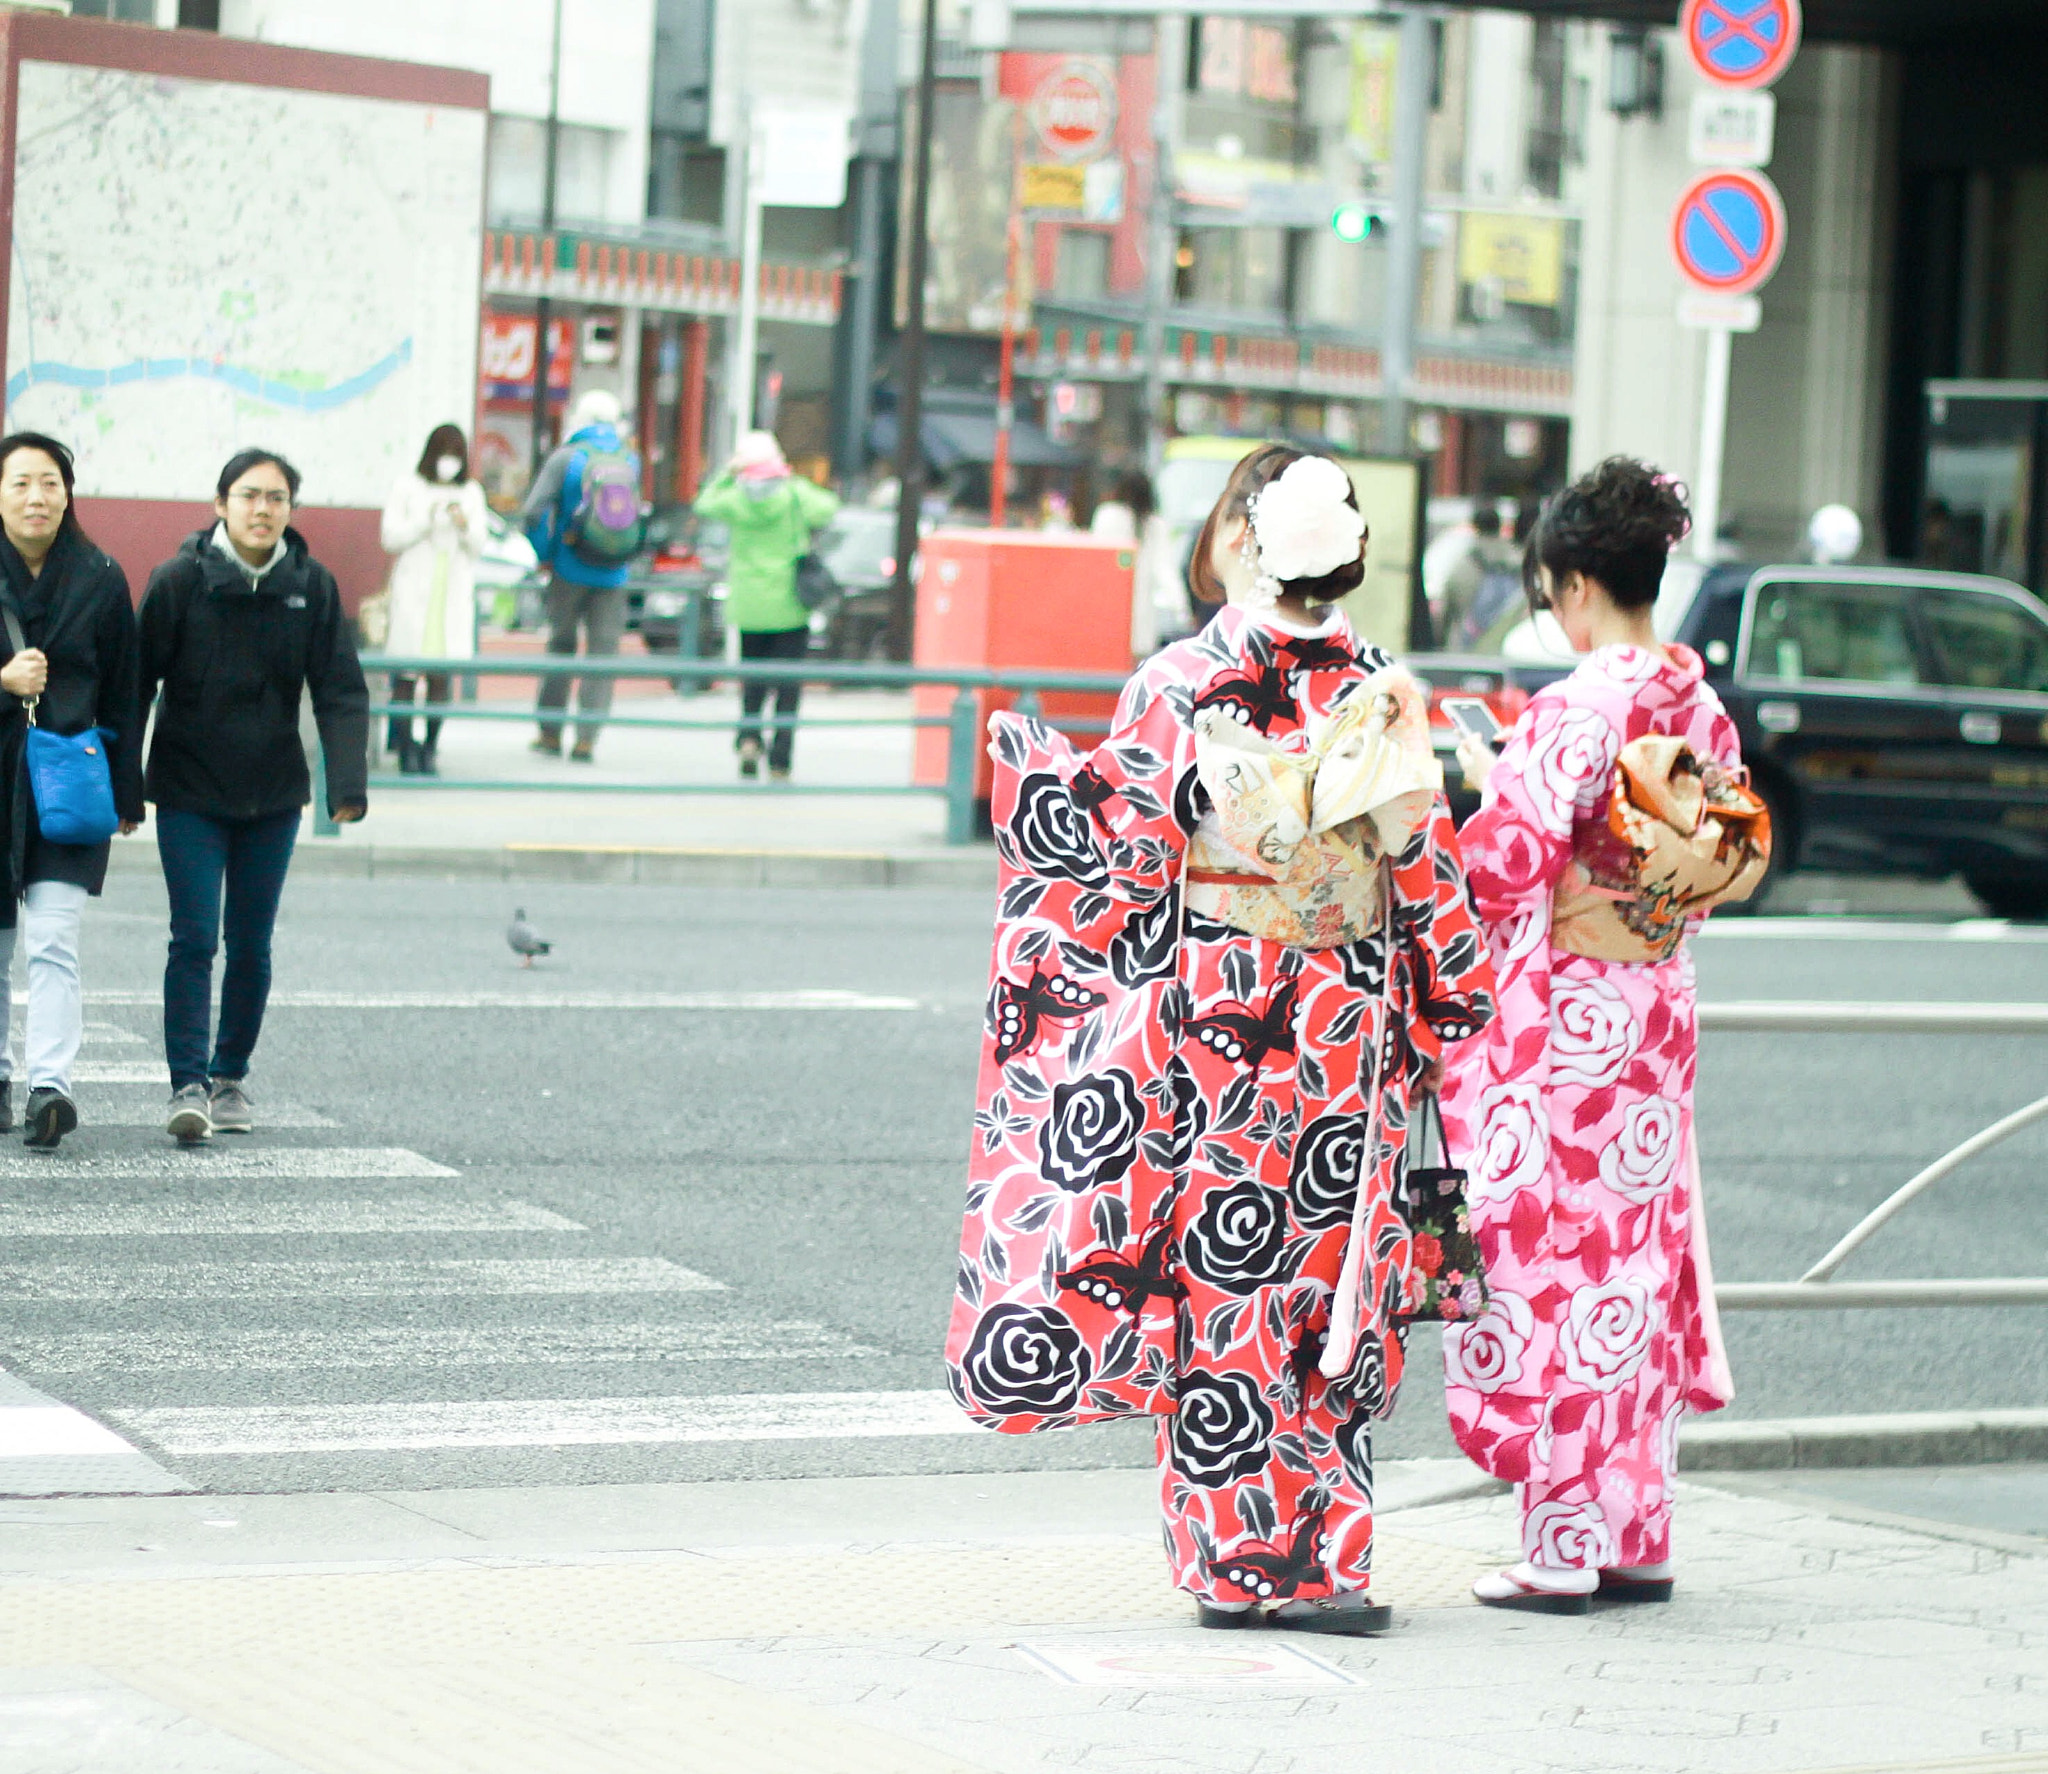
[1552,734,1774,963]
[1187,666,1442,950]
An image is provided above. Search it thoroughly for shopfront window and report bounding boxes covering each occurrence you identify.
[1174,227,1288,315]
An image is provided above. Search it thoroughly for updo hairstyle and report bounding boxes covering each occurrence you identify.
[1188,442,1368,607]
[1526,456,1690,612]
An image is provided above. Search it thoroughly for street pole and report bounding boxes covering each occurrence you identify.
[731,100,765,449]
[888,0,940,656]
[529,0,564,478]
[1141,10,1187,478]
[1378,3,1431,458]
[992,109,1023,528]
[1693,324,1732,562]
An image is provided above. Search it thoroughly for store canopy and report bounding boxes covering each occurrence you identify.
[1506,0,2042,43]
[868,410,1086,473]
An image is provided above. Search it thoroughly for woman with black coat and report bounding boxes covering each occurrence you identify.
[0,432,145,1150]
[138,448,368,1145]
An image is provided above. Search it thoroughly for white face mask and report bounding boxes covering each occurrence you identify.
[434,456,462,483]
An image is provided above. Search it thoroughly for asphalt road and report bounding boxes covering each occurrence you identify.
[2,872,2044,1495]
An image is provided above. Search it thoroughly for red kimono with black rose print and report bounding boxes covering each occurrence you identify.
[1440,642,1737,1574]
[945,605,1496,1604]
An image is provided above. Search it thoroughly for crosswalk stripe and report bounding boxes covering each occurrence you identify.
[0,1147,458,1179]
[1,1257,725,1301]
[0,1197,582,1236]
[56,1101,340,1128]
[0,1367,189,1495]
[11,1320,882,1373]
[71,1062,171,1083]
[80,989,922,1011]
[112,1389,975,1455]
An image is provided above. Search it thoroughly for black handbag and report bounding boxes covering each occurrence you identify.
[1395,1092,1491,1325]
[789,488,837,611]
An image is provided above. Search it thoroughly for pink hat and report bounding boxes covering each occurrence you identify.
[734,430,789,482]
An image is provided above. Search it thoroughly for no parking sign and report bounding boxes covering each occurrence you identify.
[1681,0,1802,90]
[1671,167,1787,296]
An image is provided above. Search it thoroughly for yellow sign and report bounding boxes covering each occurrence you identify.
[1457,211,1565,308]
[1349,24,1397,163]
[1021,162,1086,212]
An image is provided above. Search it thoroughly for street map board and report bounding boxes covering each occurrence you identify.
[0,11,488,602]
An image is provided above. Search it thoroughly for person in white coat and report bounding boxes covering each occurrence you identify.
[379,424,485,775]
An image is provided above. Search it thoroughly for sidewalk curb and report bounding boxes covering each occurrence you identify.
[1679,1408,2048,1472]
[109,841,1000,890]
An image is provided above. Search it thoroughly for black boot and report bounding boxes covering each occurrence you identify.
[397,737,423,775]
[420,719,443,777]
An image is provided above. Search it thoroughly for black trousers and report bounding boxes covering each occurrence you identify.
[736,627,808,771]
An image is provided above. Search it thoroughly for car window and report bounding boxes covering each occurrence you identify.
[1917,588,2048,693]
[1745,580,1921,686]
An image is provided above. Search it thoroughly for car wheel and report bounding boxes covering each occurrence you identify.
[1964,872,2048,921]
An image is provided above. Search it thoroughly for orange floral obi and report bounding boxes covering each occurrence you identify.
[1551,734,1773,963]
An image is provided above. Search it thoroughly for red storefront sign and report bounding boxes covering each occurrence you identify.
[480,311,574,406]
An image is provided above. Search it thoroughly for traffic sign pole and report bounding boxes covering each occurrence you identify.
[1693,325,1733,563]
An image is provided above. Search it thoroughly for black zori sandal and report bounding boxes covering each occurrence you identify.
[1473,1567,1594,1616]
[1598,1571,1675,1603]
[1196,1601,1257,1630]
[1269,1592,1394,1636]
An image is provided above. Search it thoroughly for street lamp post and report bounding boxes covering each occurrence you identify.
[528,0,564,478]
[887,0,940,658]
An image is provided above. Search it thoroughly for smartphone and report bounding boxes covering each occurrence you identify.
[1442,696,1504,747]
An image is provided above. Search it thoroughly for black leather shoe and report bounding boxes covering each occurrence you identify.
[23,1087,76,1151]
[0,1079,12,1133]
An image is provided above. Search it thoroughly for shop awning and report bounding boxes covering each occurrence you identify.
[868,410,1085,473]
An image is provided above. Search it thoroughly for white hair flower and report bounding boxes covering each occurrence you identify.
[1248,456,1366,588]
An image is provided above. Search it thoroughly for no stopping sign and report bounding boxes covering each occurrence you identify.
[1671,168,1787,296]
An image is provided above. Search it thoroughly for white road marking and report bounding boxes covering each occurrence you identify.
[114,1389,975,1455]
[0,1367,190,1495]
[57,1101,340,1129]
[14,1320,882,1373]
[1699,917,2048,942]
[0,1197,582,1237]
[1,1257,725,1301]
[0,1404,137,1457]
[0,1148,458,1180]
[80,989,922,1011]
[71,1063,171,1083]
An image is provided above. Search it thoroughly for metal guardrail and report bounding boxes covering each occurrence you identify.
[353,652,1130,846]
[1706,1004,2048,1311]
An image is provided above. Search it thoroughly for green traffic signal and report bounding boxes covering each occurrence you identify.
[1331,204,1375,243]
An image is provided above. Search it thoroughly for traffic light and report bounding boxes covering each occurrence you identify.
[1331,203,1377,243]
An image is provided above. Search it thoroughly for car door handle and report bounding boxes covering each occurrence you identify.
[1757,700,1801,734]
[1960,711,2002,745]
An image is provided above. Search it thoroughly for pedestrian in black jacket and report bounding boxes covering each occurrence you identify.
[0,432,145,1150]
[138,448,368,1145]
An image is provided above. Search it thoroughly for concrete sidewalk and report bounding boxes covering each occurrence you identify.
[2,1461,2042,1774]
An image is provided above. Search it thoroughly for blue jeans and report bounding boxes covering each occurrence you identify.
[158,808,299,1091]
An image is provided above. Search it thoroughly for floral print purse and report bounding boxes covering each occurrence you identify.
[1395,1093,1491,1325]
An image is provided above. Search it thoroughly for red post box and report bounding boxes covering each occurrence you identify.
[911,529,1134,800]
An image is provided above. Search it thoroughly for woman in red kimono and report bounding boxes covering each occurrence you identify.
[946,445,1496,1635]
[1442,458,1768,1614]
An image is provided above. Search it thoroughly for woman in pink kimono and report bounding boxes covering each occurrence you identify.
[947,446,1496,1635]
[1442,458,1769,1614]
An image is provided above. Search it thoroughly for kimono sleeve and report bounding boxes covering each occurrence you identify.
[1455,690,1619,926]
[1389,796,1497,1066]
[993,664,1194,909]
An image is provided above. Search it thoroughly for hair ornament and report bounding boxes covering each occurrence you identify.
[1248,456,1366,591]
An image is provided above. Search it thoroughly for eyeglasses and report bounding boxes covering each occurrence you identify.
[228,488,291,509]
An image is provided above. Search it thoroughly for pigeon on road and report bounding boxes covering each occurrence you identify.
[507,909,552,968]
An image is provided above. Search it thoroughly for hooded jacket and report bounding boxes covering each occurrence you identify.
[0,527,144,917]
[138,525,369,821]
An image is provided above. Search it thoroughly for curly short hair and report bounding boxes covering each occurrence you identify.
[1527,456,1690,611]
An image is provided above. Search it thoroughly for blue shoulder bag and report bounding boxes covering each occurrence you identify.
[1,602,118,846]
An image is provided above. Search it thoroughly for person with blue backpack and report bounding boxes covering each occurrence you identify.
[516,389,645,762]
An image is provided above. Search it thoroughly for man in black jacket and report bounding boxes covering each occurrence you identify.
[137,448,368,1144]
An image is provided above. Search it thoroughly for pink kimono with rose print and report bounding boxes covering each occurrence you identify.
[1440,642,1736,1573]
[946,605,1496,1604]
